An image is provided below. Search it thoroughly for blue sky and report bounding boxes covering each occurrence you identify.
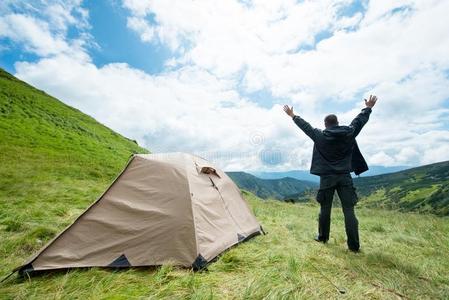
[1,0,449,171]
[86,1,171,74]
[0,0,170,74]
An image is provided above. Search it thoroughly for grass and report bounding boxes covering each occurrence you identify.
[1,68,449,299]
[1,193,449,299]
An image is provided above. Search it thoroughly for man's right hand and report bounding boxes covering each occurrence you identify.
[364,95,378,108]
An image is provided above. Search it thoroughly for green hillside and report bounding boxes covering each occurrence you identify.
[0,67,148,281]
[227,171,317,201]
[1,69,449,299]
[354,161,449,215]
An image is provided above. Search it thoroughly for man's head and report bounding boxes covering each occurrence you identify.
[324,114,339,128]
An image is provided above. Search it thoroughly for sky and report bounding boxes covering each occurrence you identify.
[1,0,449,172]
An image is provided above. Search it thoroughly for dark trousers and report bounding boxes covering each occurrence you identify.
[316,173,360,251]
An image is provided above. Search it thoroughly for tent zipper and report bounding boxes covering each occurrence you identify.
[209,177,244,233]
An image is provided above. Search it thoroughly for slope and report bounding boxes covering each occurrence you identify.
[0,68,148,277]
[226,171,317,201]
[354,160,449,215]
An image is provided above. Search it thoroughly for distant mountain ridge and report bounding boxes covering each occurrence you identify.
[251,165,410,182]
[226,171,317,201]
[250,169,319,182]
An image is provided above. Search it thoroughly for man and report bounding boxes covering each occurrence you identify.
[283,95,377,252]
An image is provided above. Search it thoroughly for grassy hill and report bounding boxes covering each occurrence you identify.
[226,171,317,201]
[354,161,449,216]
[1,69,449,299]
[0,67,147,282]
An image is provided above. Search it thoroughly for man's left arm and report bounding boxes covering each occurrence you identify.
[350,95,378,137]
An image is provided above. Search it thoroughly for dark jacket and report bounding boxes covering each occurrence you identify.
[292,107,371,176]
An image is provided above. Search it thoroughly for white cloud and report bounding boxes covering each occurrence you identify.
[421,143,449,165]
[0,0,91,59]
[4,0,449,170]
[121,0,449,100]
[369,151,396,165]
[127,16,154,42]
[0,14,70,57]
[394,147,419,165]
[15,55,304,171]
[128,0,357,77]
[48,1,89,31]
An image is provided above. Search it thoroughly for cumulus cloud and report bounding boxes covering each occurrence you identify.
[15,55,300,172]
[121,1,449,101]
[0,0,91,60]
[3,0,449,170]
[370,151,396,166]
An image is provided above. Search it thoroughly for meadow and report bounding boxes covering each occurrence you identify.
[1,191,449,299]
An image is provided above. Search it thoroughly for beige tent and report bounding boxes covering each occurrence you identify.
[16,153,263,275]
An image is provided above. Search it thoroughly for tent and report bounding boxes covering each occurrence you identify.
[16,153,263,275]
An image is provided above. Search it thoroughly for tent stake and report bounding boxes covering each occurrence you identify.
[0,271,15,284]
[309,262,346,294]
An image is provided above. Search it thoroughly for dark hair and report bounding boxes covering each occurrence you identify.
[324,114,338,128]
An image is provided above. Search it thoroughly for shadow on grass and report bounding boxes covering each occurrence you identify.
[339,248,421,278]
[365,251,421,276]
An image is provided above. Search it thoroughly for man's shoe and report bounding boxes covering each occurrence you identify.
[314,236,328,243]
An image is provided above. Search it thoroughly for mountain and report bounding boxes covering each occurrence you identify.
[354,160,449,215]
[355,165,410,177]
[250,169,319,182]
[1,68,448,299]
[226,171,317,201]
[251,165,410,182]
[250,161,449,215]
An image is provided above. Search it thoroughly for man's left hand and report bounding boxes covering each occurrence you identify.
[364,95,378,108]
[283,105,295,118]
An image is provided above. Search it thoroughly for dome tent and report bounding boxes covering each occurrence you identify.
[16,153,263,275]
